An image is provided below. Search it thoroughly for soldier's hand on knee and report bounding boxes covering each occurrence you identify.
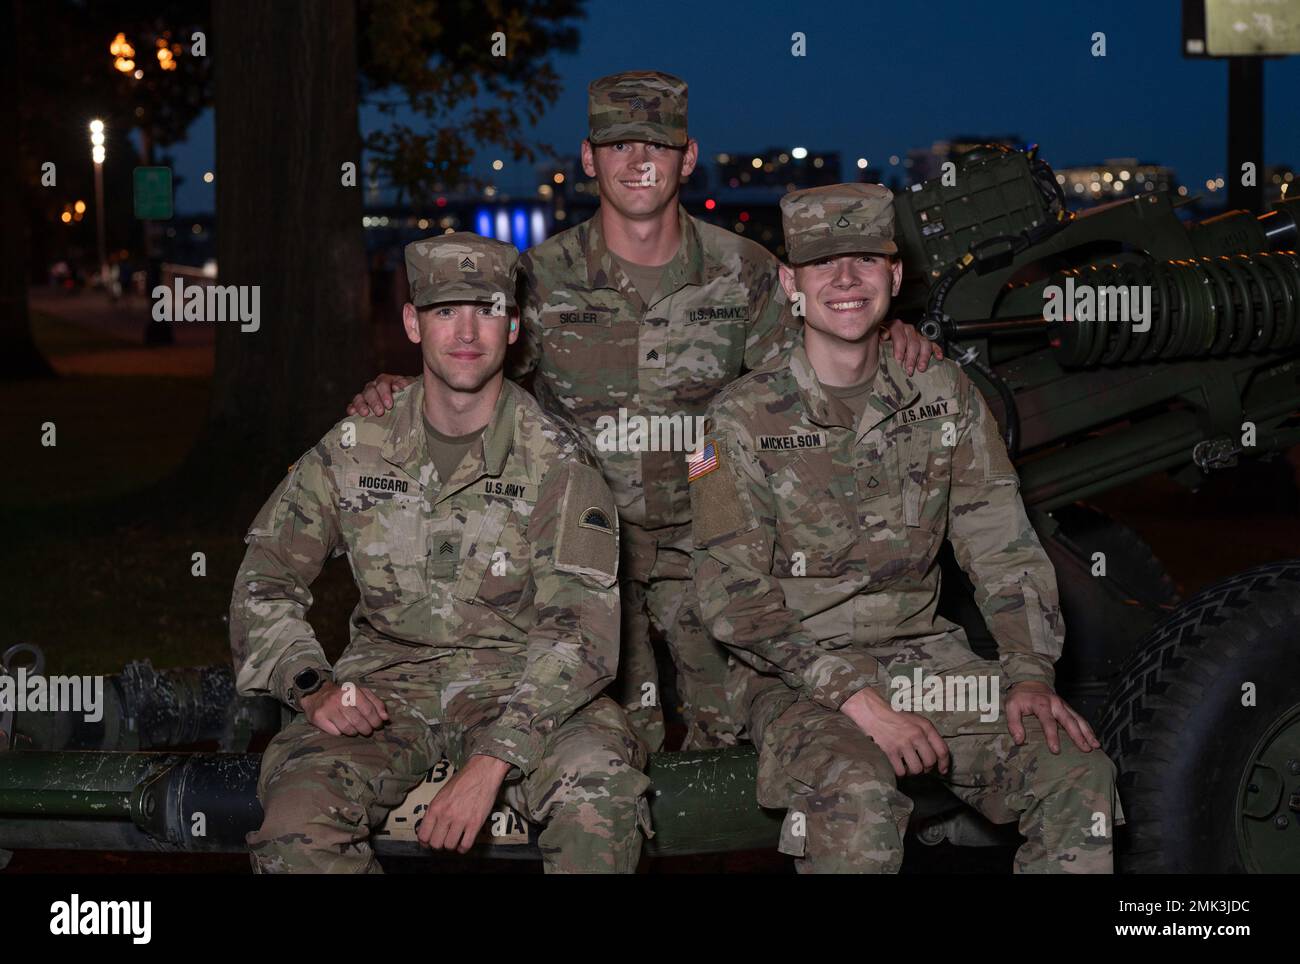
[345,373,414,417]
[1005,681,1100,754]
[416,755,510,854]
[302,682,390,737]
[842,688,951,778]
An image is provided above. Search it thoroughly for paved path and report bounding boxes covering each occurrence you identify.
[30,287,215,377]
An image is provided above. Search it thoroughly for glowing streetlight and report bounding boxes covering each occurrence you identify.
[110,32,136,73]
[89,120,107,284]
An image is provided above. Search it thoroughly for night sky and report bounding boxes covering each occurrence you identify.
[164,0,1300,212]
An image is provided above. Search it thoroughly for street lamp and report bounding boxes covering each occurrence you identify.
[90,119,107,285]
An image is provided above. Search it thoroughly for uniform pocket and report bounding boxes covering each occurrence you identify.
[890,430,949,576]
[538,306,628,389]
[340,487,428,599]
[465,498,534,616]
[767,454,856,576]
[668,298,748,382]
[452,497,515,604]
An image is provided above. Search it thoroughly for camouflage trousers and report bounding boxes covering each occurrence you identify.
[614,565,741,753]
[751,670,1122,874]
[249,658,651,874]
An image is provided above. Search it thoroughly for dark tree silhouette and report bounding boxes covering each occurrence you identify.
[201,0,582,500]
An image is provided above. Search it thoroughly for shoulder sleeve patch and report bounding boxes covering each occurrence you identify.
[689,436,758,546]
[246,456,309,540]
[968,383,1018,482]
[555,463,619,588]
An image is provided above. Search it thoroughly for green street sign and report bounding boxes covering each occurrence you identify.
[133,166,174,220]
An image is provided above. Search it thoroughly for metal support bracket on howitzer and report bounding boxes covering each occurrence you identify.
[3,147,1298,865]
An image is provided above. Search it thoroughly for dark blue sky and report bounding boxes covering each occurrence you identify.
[167,0,1300,212]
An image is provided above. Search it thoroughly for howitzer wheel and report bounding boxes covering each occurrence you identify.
[1099,560,1300,872]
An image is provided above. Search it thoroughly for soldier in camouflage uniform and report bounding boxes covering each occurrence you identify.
[690,184,1123,873]
[233,233,650,874]
[347,71,939,753]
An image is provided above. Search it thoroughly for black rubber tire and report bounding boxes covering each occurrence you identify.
[1098,560,1300,872]
[1051,503,1182,609]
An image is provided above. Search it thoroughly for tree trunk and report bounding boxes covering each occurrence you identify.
[1,0,53,379]
[201,0,371,505]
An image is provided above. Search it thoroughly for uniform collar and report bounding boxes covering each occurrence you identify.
[789,332,920,436]
[583,204,709,299]
[382,377,518,483]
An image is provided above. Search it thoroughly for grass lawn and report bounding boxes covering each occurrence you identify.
[2,313,357,675]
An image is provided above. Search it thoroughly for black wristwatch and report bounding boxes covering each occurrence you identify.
[288,667,328,710]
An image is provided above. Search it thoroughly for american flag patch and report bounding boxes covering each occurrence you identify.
[687,441,719,482]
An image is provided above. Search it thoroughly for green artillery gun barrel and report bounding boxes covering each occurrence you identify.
[0,749,968,858]
[0,748,782,858]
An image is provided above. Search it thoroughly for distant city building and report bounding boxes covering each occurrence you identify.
[712,148,841,192]
[1052,158,1179,207]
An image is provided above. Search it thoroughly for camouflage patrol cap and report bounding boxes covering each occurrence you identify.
[588,70,688,148]
[403,232,519,310]
[780,182,897,265]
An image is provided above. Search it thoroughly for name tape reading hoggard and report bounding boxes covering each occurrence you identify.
[344,473,537,501]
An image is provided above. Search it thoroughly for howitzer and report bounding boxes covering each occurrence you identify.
[894,146,1300,872]
[3,148,1299,872]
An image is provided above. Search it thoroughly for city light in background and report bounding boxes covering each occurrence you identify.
[89,119,107,282]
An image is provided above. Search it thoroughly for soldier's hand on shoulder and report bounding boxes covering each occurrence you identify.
[1004,680,1100,754]
[841,687,950,778]
[345,373,416,417]
[302,681,390,737]
[881,318,943,376]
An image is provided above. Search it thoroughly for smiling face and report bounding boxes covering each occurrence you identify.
[581,138,698,221]
[780,253,902,344]
[402,301,520,394]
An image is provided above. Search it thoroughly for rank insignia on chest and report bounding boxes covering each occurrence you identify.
[686,441,719,482]
[896,398,954,425]
[430,533,462,577]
